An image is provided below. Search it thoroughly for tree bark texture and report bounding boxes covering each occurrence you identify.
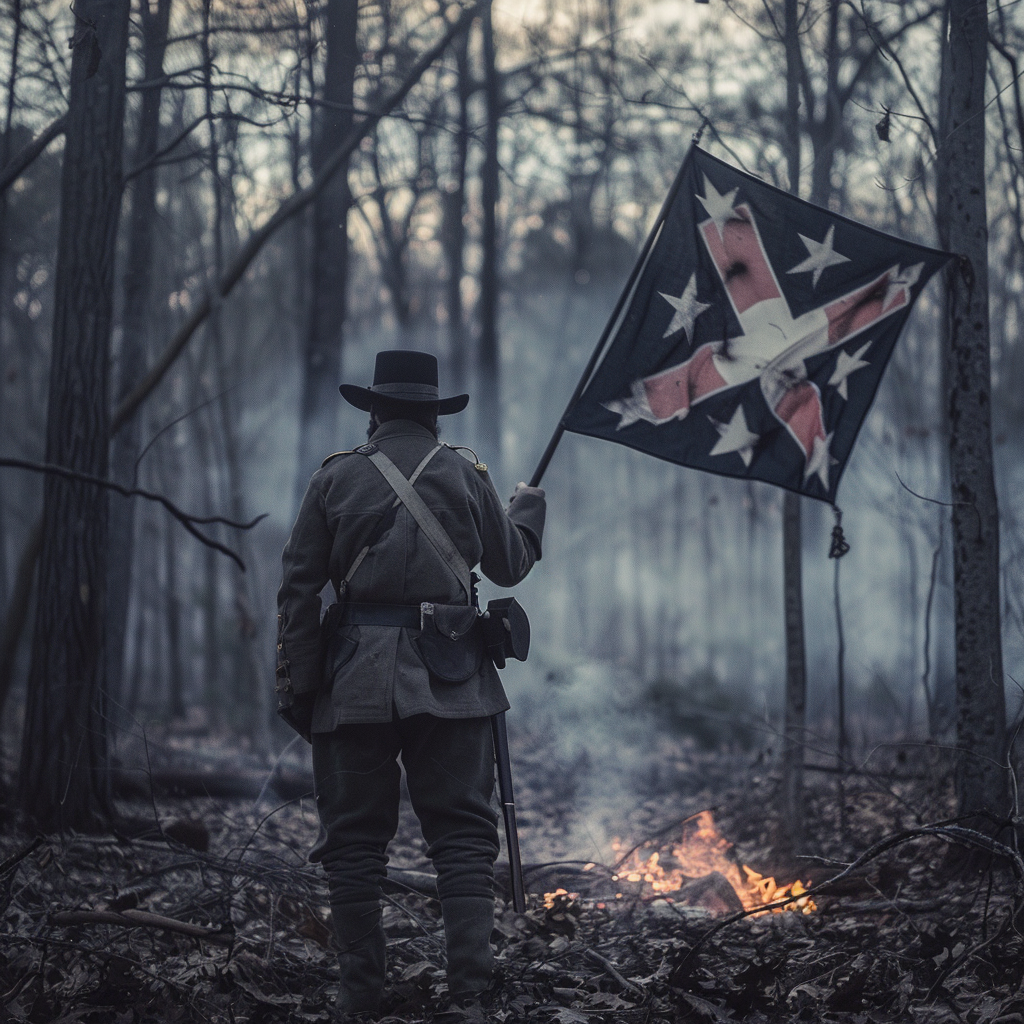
[18,0,131,831]
[0,0,23,621]
[294,0,358,506]
[106,0,173,716]
[780,490,806,847]
[441,27,470,395]
[779,0,807,849]
[478,1,501,478]
[940,0,1008,823]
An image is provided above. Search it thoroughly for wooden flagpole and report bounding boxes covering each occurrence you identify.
[527,142,698,488]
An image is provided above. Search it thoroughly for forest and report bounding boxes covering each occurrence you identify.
[0,0,1022,1021]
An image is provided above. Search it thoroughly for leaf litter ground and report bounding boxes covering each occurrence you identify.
[2,726,1022,1023]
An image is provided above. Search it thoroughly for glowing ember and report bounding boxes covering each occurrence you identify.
[542,887,578,910]
[609,810,815,915]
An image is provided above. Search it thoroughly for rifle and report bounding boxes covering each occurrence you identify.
[491,710,526,912]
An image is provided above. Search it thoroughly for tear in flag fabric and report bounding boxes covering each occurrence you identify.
[562,146,951,502]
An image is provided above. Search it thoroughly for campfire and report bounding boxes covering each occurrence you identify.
[545,811,815,916]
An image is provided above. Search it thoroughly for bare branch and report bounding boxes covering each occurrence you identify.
[0,113,67,196]
[111,2,482,435]
[0,458,266,571]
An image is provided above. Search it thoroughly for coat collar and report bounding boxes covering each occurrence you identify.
[369,419,439,444]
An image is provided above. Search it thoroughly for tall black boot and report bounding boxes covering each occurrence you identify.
[331,900,386,1016]
[441,896,494,1002]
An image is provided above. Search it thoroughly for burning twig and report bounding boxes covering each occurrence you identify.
[610,810,713,873]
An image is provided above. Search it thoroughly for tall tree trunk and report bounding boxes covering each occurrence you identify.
[294,0,358,509]
[441,27,470,394]
[778,0,808,850]
[0,0,24,767]
[106,0,173,719]
[17,0,130,832]
[478,2,502,478]
[164,486,184,719]
[939,0,1008,825]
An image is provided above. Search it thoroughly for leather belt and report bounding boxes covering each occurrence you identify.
[339,602,421,628]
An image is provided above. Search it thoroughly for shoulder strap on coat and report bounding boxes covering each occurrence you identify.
[358,444,473,602]
[337,443,443,598]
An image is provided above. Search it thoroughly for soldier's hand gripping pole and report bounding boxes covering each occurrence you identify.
[491,711,526,912]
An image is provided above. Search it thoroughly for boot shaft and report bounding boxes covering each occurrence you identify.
[441,895,494,998]
[332,900,386,1015]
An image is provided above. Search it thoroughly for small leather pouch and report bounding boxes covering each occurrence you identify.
[414,602,483,683]
[482,597,531,669]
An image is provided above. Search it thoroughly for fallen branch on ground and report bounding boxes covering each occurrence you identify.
[50,908,233,944]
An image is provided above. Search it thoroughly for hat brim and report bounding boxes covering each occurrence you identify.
[340,384,469,415]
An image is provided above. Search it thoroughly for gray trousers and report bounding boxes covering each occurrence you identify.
[310,713,499,906]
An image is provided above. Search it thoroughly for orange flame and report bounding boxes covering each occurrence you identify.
[608,810,815,914]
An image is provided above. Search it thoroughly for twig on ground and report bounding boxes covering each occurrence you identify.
[0,837,43,877]
[381,892,445,949]
[584,946,646,999]
[50,907,233,944]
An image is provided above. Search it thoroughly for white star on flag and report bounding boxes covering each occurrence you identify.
[659,273,711,340]
[828,340,872,400]
[883,262,923,309]
[787,225,850,288]
[804,432,838,490]
[604,378,660,429]
[697,175,739,234]
[708,405,760,466]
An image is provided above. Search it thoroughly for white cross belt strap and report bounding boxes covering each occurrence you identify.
[355,443,473,602]
[339,442,443,596]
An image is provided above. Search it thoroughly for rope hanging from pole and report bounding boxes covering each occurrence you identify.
[829,505,850,559]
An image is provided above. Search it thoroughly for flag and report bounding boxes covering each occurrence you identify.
[562,147,951,502]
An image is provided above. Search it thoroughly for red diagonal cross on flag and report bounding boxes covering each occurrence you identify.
[606,175,923,490]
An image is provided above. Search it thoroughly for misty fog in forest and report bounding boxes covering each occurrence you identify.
[0,0,1022,839]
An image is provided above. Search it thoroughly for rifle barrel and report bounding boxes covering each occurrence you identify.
[491,711,526,912]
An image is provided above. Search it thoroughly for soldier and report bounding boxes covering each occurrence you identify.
[276,350,545,1015]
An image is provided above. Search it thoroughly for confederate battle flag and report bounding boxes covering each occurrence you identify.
[562,147,951,502]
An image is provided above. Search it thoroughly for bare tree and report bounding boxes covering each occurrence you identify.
[441,26,471,392]
[778,0,808,852]
[18,0,131,831]
[0,0,24,618]
[106,0,174,716]
[477,0,501,475]
[938,0,1008,826]
[294,0,358,505]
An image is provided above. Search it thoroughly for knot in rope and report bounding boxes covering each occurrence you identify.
[829,505,850,559]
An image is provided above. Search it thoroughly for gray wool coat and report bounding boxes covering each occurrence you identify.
[276,419,546,729]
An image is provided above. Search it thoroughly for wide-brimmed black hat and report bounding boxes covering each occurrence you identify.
[340,350,469,415]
